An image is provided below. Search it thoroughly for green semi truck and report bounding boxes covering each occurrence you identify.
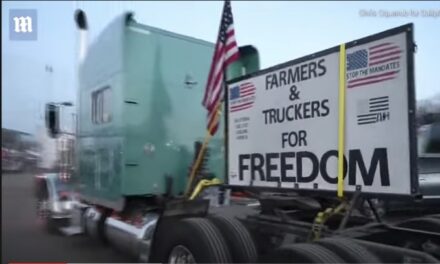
[35,10,440,263]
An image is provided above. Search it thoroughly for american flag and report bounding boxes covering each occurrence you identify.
[347,42,402,89]
[229,82,256,112]
[357,96,390,125]
[202,0,239,135]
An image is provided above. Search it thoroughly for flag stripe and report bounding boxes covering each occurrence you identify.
[369,50,402,61]
[358,120,377,125]
[370,104,389,109]
[225,52,239,66]
[202,42,222,106]
[348,76,396,89]
[358,117,378,122]
[240,91,255,97]
[357,113,378,118]
[225,48,239,62]
[208,67,225,106]
[370,99,389,104]
[369,42,392,50]
[231,101,254,109]
[369,56,401,66]
[370,96,389,101]
[207,77,224,112]
[204,44,225,107]
[231,103,254,112]
[240,87,255,93]
[370,107,389,112]
[369,46,400,55]
[241,84,255,89]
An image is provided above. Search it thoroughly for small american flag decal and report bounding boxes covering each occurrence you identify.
[357,96,390,125]
[229,82,256,113]
[347,42,402,89]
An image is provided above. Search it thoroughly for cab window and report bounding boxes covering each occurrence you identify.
[92,86,112,124]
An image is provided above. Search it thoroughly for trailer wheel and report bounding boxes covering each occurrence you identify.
[153,217,232,263]
[208,215,258,263]
[316,237,380,263]
[263,243,345,263]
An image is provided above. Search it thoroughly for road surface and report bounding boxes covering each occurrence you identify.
[2,171,132,263]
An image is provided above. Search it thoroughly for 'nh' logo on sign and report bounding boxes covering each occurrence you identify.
[9,9,38,40]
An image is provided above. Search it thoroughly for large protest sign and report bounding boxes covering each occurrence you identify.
[226,24,417,195]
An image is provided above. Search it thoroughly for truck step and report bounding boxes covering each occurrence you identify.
[59,226,83,236]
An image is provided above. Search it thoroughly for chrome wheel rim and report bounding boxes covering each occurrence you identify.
[169,245,196,264]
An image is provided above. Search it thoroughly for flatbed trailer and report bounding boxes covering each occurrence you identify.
[34,9,440,263]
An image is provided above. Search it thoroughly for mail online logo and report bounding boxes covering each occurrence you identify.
[9,9,38,41]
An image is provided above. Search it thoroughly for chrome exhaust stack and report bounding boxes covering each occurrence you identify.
[105,213,159,261]
[74,9,89,64]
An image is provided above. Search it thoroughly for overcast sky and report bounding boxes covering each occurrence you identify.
[2,1,440,134]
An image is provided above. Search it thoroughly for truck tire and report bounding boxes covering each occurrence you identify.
[263,243,345,263]
[153,217,232,263]
[316,237,380,263]
[208,215,258,263]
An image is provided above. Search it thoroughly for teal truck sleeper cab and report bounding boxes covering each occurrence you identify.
[77,12,227,210]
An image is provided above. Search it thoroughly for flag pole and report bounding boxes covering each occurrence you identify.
[185,0,238,198]
[185,101,222,197]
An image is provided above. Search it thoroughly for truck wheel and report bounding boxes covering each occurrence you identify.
[208,215,258,263]
[316,237,380,263]
[264,243,345,263]
[153,217,232,263]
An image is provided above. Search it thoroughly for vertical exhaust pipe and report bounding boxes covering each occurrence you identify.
[74,9,88,64]
[73,9,88,135]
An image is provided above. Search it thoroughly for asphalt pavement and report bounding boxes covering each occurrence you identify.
[2,171,132,263]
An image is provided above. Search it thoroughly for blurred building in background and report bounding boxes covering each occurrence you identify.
[417,93,440,126]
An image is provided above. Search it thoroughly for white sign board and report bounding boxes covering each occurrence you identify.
[226,25,417,195]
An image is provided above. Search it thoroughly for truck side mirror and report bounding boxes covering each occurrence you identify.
[45,103,60,138]
[227,45,260,81]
